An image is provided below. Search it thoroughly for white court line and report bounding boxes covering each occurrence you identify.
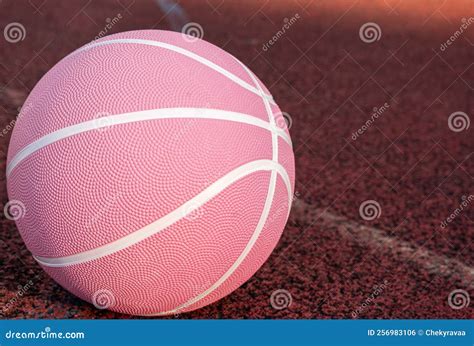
[291,200,474,287]
[67,38,276,105]
[6,107,291,178]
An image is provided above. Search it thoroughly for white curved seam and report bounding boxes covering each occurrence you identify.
[153,59,285,315]
[33,160,292,267]
[67,38,276,105]
[6,108,292,178]
[151,171,279,316]
[238,60,278,159]
[243,65,295,216]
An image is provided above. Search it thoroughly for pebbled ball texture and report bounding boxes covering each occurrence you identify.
[6,30,295,315]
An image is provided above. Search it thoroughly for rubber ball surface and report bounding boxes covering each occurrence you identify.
[6,30,295,315]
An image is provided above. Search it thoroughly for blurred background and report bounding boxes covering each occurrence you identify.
[0,0,472,319]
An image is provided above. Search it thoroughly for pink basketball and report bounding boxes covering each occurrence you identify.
[6,30,295,315]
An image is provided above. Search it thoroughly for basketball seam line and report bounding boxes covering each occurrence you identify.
[32,160,292,267]
[13,40,293,314]
[153,59,286,315]
[6,108,292,178]
[67,38,276,105]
